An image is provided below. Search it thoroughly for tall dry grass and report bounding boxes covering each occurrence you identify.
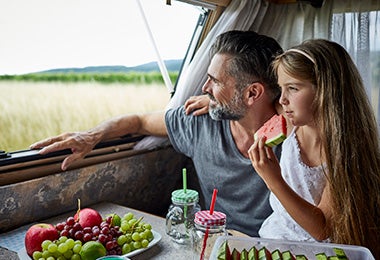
[0,81,170,152]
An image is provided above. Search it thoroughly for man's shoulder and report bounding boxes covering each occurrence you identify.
[166,106,214,123]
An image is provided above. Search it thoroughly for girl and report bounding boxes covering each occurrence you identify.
[248,39,380,259]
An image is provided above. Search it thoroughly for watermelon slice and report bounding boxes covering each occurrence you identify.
[254,114,287,147]
[282,250,296,260]
[258,247,272,260]
[333,248,347,259]
[241,249,248,260]
[231,248,241,260]
[248,246,258,260]
[217,241,231,260]
[272,249,282,260]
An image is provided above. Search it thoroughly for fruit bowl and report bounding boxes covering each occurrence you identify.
[20,207,161,260]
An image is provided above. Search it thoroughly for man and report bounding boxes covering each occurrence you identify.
[31,30,283,237]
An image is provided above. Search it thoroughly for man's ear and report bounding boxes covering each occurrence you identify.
[246,82,264,105]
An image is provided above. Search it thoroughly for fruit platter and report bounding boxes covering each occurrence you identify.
[21,206,161,260]
[209,236,375,260]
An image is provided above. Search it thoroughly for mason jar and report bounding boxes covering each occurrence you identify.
[166,189,201,244]
[191,210,227,260]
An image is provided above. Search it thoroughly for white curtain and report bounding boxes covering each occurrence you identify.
[135,0,380,149]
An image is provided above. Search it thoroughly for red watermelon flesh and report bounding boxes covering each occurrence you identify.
[254,114,287,147]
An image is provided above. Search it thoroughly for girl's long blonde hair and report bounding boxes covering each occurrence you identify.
[273,39,380,258]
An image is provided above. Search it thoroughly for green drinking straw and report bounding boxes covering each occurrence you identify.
[183,168,189,236]
[183,168,187,193]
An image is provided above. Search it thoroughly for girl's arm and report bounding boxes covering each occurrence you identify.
[248,137,332,241]
[184,94,210,116]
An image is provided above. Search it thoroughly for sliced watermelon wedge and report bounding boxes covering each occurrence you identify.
[254,114,287,147]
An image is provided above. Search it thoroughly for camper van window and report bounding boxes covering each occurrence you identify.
[0,0,203,153]
[331,10,380,122]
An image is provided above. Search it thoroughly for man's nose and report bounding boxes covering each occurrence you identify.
[202,78,211,94]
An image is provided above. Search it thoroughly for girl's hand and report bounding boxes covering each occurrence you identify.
[248,136,282,190]
[184,94,210,116]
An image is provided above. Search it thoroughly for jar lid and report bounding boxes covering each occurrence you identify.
[171,189,199,203]
[194,210,226,226]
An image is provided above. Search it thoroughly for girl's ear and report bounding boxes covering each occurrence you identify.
[246,82,264,105]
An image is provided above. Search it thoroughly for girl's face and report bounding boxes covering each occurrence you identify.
[277,64,316,127]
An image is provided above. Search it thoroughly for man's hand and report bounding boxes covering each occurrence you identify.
[30,131,99,171]
[184,94,210,116]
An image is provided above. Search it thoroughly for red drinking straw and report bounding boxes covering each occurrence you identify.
[200,188,218,260]
[209,188,218,214]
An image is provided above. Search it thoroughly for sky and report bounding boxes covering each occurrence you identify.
[0,0,201,75]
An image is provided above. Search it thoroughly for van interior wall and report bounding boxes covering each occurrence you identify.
[0,146,197,233]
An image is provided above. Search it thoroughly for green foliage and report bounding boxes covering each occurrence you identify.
[0,72,179,85]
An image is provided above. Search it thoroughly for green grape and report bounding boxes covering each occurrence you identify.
[32,251,43,260]
[57,243,68,254]
[47,243,58,253]
[41,250,52,258]
[59,236,68,243]
[125,234,132,243]
[74,240,82,246]
[117,234,128,246]
[57,256,66,260]
[120,220,130,232]
[129,242,135,251]
[131,232,141,241]
[41,240,52,251]
[145,230,154,241]
[133,241,141,249]
[122,243,132,254]
[63,249,73,259]
[141,239,149,248]
[144,223,152,230]
[72,244,82,254]
[65,238,75,249]
[71,253,81,260]
[128,218,138,226]
[53,251,63,258]
[46,256,55,260]
[123,212,134,221]
[140,231,147,239]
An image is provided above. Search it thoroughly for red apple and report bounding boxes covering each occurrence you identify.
[74,208,102,228]
[24,223,59,256]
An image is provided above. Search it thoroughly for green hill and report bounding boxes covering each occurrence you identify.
[37,59,182,74]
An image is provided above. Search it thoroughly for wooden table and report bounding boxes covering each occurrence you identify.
[0,202,193,260]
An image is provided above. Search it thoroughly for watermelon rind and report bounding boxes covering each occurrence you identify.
[265,133,287,147]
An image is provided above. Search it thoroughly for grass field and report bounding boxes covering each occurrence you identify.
[0,81,170,152]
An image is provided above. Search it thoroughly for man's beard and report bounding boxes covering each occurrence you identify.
[208,90,247,121]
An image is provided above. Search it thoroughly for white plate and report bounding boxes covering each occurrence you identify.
[123,230,162,257]
[17,230,161,260]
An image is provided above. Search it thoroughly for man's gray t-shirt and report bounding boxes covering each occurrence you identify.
[165,106,281,237]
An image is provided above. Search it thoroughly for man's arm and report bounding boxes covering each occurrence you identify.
[30,111,167,170]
